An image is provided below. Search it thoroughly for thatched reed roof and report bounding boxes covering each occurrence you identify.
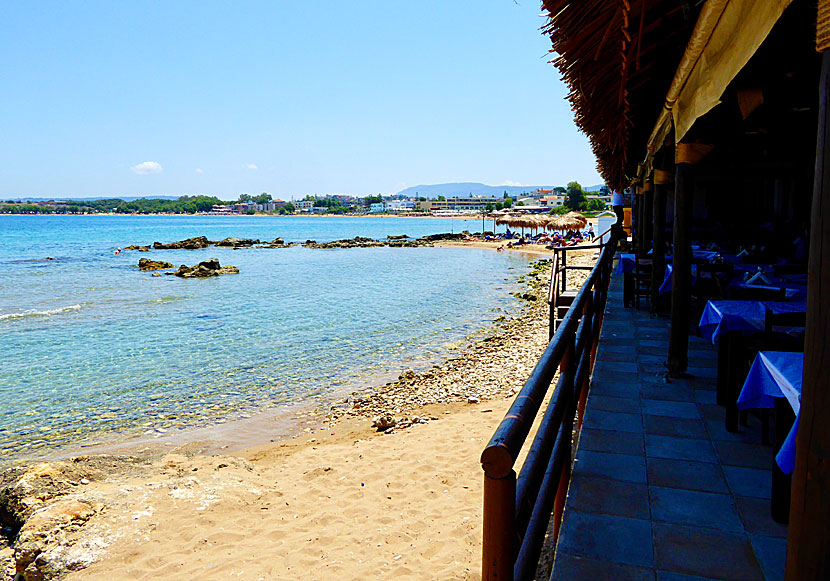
[541,0,697,190]
[545,212,588,232]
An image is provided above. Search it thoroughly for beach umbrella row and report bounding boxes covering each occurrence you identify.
[494,211,588,233]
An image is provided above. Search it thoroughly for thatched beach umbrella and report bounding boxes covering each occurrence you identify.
[545,211,588,232]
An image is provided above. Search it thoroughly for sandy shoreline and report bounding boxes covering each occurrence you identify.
[0,245,598,581]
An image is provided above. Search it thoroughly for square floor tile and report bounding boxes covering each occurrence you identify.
[579,428,644,456]
[722,466,771,499]
[556,511,654,568]
[736,496,788,538]
[552,554,655,581]
[568,476,650,519]
[653,523,763,580]
[584,409,643,434]
[646,458,727,493]
[641,385,694,402]
[587,394,641,415]
[750,535,786,581]
[714,441,774,469]
[645,416,708,440]
[642,400,701,419]
[645,434,717,463]
[574,450,647,483]
[649,486,743,532]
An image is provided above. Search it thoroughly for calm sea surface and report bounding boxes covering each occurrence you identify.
[0,215,531,462]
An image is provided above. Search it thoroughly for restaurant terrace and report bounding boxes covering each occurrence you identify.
[480,0,828,579]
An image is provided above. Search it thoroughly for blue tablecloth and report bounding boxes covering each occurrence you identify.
[615,253,637,274]
[737,351,803,474]
[698,300,807,344]
[658,264,699,294]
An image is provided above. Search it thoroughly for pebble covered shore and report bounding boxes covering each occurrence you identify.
[325,248,598,433]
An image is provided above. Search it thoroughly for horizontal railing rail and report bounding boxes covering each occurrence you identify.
[481,227,620,581]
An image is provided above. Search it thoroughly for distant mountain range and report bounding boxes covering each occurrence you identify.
[7,196,181,202]
[395,182,605,198]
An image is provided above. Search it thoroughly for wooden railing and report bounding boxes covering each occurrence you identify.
[480,228,620,580]
[548,226,615,338]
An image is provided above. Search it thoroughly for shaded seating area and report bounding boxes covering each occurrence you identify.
[479,0,830,579]
[552,274,787,580]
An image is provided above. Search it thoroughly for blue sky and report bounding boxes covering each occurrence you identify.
[1,1,601,200]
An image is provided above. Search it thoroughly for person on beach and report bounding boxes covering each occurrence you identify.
[586,224,594,241]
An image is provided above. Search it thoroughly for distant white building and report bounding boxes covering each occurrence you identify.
[385,200,415,212]
[369,202,386,213]
[296,200,314,211]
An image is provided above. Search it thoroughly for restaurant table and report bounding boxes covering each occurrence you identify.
[698,299,806,425]
[698,300,807,345]
[737,351,803,523]
[615,248,721,275]
[658,263,699,294]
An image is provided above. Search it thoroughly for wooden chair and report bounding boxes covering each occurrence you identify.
[633,252,652,308]
[692,263,734,318]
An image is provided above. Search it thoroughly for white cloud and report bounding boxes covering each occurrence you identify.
[195,168,204,174]
[245,163,258,170]
[131,161,163,175]
[500,180,528,187]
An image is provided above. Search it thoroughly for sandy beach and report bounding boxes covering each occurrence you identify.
[1,243,598,581]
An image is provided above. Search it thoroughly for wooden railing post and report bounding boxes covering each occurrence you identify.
[482,470,516,581]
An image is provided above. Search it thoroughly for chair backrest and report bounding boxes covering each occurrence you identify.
[728,286,786,301]
[698,263,734,277]
[764,309,807,334]
[773,263,807,276]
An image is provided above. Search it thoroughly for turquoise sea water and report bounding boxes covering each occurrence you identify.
[0,215,530,462]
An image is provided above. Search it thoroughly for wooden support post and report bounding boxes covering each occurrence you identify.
[482,470,516,581]
[651,175,669,310]
[785,49,830,581]
[631,187,646,250]
[668,162,693,375]
[668,143,711,376]
[642,183,653,253]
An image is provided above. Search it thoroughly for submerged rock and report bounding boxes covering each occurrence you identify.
[137,258,173,271]
[170,258,239,278]
[124,245,150,252]
[152,236,210,250]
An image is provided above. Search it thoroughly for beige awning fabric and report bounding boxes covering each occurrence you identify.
[674,0,793,141]
[646,0,793,162]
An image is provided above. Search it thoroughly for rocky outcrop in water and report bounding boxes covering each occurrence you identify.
[152,236,210,250]
[169,258,239,278]
[215,237,260,247]
[137,258,173,271]
[137,232,464,253]
[124,245,150,252]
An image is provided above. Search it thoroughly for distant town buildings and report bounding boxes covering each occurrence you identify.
[204,185,611,215]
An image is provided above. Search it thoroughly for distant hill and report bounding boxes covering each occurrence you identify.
[8,196,181,202]
[395,182,607,198]
[396,183,554,198]
[584,184,607,192]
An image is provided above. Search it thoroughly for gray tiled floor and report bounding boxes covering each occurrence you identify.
[551,271,787,580]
